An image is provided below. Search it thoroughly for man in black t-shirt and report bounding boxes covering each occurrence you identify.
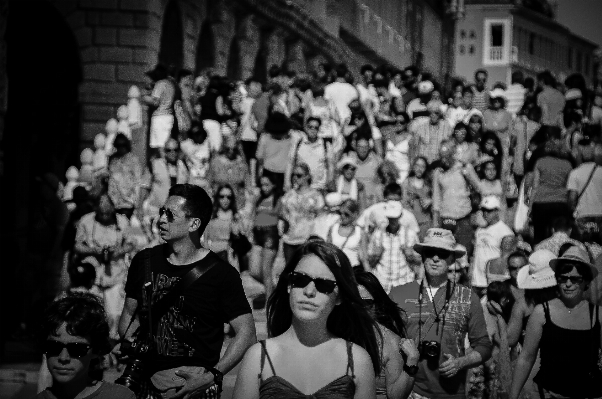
[115,184,255,398]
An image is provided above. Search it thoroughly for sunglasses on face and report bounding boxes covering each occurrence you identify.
[343,165,356,171]
[423,248,453,259]
[557,275,584,285]
[293,173,306,178]
[289,271,337,294]
[219,193,233,199]
[340,211,354,218]
[159,207,186,222]
[165,148,178,153]
[306,125,320,130]
[44,340,91,359]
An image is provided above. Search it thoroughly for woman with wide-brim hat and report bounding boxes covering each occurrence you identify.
[510,246,602,399]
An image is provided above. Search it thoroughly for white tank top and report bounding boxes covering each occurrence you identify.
[330,223,362,266]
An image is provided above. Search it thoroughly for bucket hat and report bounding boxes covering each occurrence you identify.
[517,249,557,289]
[549,246,598,280]
[414,228,466,257]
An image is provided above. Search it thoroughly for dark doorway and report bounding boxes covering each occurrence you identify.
[158,0,184,70]
[253,29,270,84]
[196,19,216,74]
[1,0,82,355]
[227,36,241,80]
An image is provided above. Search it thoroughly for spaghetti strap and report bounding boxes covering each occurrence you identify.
[542,301,551,322]
[258,340,277,381]
[345,341,355,378]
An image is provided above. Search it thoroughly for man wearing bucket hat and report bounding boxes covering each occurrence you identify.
[390,228,492,399]
[406,80,434,120]
[511,246,602,399]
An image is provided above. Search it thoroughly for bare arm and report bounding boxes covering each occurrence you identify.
[568,190,578,213]
[510,305,545,399]
[118,298,139,340]
[215,313,257,375]
[232,343,262,399]
[507,297,528,348]
[352,344,377,399]
[384,333,417,399]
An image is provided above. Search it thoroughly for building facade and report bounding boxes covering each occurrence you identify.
[454,0,598,87]
[0,0,458,345]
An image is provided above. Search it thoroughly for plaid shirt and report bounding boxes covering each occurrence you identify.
[411,119,452,164]
[368,226,418,293]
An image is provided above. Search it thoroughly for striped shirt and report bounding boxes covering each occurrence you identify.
[411,119,452,163]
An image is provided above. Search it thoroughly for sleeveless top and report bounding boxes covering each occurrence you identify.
[258,340,356,399]
[534,301,602,397]
[329,223,362,266]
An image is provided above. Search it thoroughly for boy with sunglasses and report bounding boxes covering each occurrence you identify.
[37,293,135,399]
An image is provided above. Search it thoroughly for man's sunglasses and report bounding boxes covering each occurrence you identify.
[165,148,178,153]
[219,194,233,199]
[289,271,337,294]
[293,173,306,178]
[159,207,187,222]
[44,340,91,358]
[306,124,320,130]
[557,275,584,285]
[423,248,453,259]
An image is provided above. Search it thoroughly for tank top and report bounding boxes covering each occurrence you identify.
[385,136,411,183]
[329,223,362,266]
[534,301,602,397]
[258,340,356,399]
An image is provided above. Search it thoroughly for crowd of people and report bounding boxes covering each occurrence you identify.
[32,59,602,399]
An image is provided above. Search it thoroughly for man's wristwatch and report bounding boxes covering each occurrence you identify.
[403,363,419,377]
[207,367,224,388]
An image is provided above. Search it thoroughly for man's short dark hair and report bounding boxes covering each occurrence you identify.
[335,63,348,78]
[404,65,419,77]
[306,116,322,127]
[268,65,282,78]
[508,250,528,265]
[39,293,111,355]
[511,71,524,85]
[383,183,402,198]
[462,87,474,96]
[360,64,374,74]
[475,69,488,79]
[537,70,555,86]
[169,184,213,233]
[553,216,572,233]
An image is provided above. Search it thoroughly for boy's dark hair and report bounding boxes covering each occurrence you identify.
[306,116,322,127]
[537,70,555,86]
[553,216,573,233]
[335,63,348,78]
[39,293,111,355]
[475,69,488,79]
[168,184,213,233]
[487,281,515,322]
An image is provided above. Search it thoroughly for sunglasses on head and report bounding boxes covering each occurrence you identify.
[44,340,91,359]
[423,247,453,259]
[289,271,337,294]
[557,275,584,285]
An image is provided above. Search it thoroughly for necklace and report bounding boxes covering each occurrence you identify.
[566,300,586,314]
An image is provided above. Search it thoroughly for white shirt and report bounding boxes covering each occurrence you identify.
[325,81,359,123]
[357,202,420,234]
[505,84,526,117]
[472,220,514,287]
[240,97,257,141]
[567,162,602,218]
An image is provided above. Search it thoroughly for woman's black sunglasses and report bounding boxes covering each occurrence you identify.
[289,271,337,294]
[44,340,91,358]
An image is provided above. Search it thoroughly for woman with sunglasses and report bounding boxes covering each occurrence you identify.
[248,173,282,303]
[510,247,602,399]
[327,199,367,269]
[203,184,246,262]
[280,162,325,264]
[354,268,419,399]
[37,293,135,399]
[233,240,380,399]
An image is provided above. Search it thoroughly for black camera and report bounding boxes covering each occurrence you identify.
[115,339,152,395]
[420,340,441,360]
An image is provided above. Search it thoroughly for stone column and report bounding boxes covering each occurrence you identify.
[211,2,236,76]
[238,16,261,80]
[286,40,307,75]
[266,29,286,70]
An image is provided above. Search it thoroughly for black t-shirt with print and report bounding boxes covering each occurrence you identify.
[124,244,251,374]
